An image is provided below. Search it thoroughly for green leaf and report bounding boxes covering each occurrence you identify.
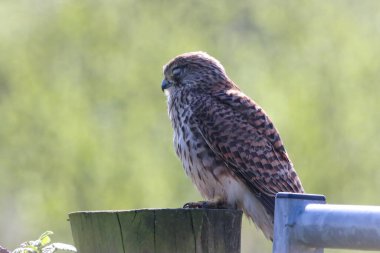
[39,236,51,247]
[38,231,53,247]
[39,231,54,239]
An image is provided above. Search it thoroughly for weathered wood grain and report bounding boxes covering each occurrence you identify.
[69,208,242,253]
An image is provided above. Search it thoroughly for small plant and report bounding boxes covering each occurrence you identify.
[11,231,76,253]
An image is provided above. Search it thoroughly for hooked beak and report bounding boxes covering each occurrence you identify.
[161,79,172,92]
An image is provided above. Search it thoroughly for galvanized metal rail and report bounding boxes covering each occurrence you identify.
[273,192,380,253]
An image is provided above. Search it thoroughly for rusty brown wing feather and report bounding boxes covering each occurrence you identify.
[191,88,304,216]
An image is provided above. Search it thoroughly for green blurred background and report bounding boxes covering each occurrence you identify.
[1,1,380,252]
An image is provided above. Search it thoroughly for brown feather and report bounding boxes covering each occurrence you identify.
[191,90,304,215]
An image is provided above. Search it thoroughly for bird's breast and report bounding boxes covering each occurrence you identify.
[169,103,232,201]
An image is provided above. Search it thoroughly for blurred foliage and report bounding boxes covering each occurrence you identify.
[0,1,379,252]
[11,231,76,253]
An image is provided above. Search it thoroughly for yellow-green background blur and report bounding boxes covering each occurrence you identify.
[1,1,380,252]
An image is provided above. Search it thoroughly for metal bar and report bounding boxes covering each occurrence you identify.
[296,203,380,250]
[273,192,380,252]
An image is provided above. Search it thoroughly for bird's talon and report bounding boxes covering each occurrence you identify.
[183,201,233,209]
[183,201,204,209]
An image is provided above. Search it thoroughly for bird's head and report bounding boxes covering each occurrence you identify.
[161,52,235,95]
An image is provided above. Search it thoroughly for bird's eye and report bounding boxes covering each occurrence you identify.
[172,67,182,78]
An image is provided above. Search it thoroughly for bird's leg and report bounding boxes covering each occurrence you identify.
[183,200,236,209]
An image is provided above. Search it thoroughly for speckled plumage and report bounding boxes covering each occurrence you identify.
[162,52,304,240]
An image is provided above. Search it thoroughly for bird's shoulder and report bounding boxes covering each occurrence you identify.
[193,88,289,159]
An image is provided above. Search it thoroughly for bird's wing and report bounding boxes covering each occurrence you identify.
[191,89,304,215]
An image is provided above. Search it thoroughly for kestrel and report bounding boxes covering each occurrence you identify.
[161,52,304,240]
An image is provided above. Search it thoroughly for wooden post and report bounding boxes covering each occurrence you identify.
[69,208,242,253]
